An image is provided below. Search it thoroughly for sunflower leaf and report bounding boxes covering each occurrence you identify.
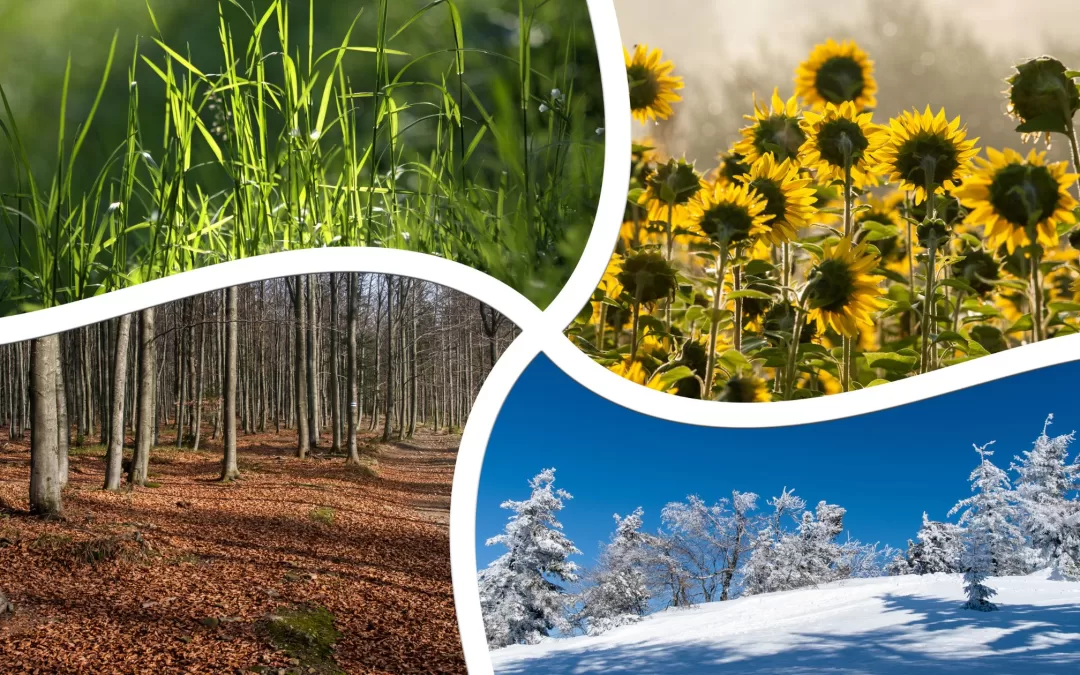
[1014,114,1069,135]
[863,352,918,373]
[1048,301,1080,314]
[938,277,977,294]
[1005,313,1034,334]
[648,366,696,391]
[727,289,773,301]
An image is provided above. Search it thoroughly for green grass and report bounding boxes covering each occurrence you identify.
[308,506,335,526]
[0,0,603,314]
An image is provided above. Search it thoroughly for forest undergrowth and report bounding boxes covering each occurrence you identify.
[0,422,463,675]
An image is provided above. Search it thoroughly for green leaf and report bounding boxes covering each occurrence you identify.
[966,339,991,358]
[1005,313,1034,334]
[727,289,774,301]
[867,378,891,388]
[863,352,919,374]
[1048,301,1080,314]
[650,366,695,390]
[938,277,976,294]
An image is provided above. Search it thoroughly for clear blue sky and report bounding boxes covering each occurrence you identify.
[476,354,1080,571]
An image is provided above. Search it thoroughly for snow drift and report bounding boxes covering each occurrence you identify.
[490,571,1080,674]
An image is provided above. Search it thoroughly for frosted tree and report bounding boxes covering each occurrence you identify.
[660,491,760,603]
[1012,416,1080,580]
[949,442,1029,577]
[900,513,965,575]
[575,508,652,635]
[478,468,581,648]
[747,486,807,591]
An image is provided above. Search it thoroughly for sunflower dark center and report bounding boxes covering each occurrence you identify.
[717,377,764,403]
[701,202,756,246]
[987,162,1061,228]
[806,258,855,312]
[816,118,870,168]
[814,56,866,104]
[627,63,661,111]
[748,177,788,224]
[720,154,752,182]
[752,115,807,162]
[894,132,962,189]
[954,249,1000,296]
[617,251,677,304]
[1009,58,1080,129]
[647,161,701,206]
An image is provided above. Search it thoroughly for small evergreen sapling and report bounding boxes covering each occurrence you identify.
[952,443,1004,611]
[477,468,581,648]
[575,508,652,635]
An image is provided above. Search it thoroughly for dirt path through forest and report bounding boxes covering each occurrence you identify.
[0,427,465,674]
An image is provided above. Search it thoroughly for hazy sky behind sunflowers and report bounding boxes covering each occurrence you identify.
[617,0,1080,165]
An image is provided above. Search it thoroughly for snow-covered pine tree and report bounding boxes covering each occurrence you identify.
[575,508,652,635]
[952,443,1008,611]
[1012,415,1080,580]
[478,468,581,648]
[908,513,964,574]
[949,441,1029,577]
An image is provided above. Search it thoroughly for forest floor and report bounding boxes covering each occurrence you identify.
[0,424,465,674]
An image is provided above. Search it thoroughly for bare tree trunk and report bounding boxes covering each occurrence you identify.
[294,277,310,458]
[221,286,240,480]
[306,274,319,448]
[193,296,207,452]
[104,313,132,490]
[29,335,62,517]
[382,275,394,442]
[329,273,342,453]
[55,339,69,488]
[130,307,156,487]
[346,274,360,464]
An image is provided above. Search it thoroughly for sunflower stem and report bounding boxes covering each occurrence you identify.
[1067,123,1080,202]
[703,248,728,399]
[1031,246,1045,342]
[733,247,743,353]
[841,152,854,391]
[596,302,607,351]
[784,304,806,401]
[920,241,938,375]
[665,205,675,331]
[629,299,641,366]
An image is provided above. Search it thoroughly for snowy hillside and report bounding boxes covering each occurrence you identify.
[489,572,1080,674]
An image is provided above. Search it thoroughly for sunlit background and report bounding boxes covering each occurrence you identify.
[617,0,1080,165]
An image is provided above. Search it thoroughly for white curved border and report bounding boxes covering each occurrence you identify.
[0,248,544,345]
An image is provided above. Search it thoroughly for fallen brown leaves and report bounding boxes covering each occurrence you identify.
[0,426,465,674]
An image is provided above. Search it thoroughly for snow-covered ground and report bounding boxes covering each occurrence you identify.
[489,572,1080,674]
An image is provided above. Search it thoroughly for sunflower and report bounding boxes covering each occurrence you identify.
[795,39,878,111]
[799,101,887,186]
[736,154,817,245]
[955,148,1078,254]
[715,150,752,184]
[618,249,678,310]
[608,357,677,393]
[640,157,704,227]
[734,89,807,165]
[804,237,886,337]
[625,44,684,124]
[878,107,980,204]
[690,181,774,248]
[1006,57,1080,142]
[952,248,1001,297]
[715,374,772,403]
[599,253,625,298]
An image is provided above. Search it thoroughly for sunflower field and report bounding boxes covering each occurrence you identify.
[567,39,1080,402]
